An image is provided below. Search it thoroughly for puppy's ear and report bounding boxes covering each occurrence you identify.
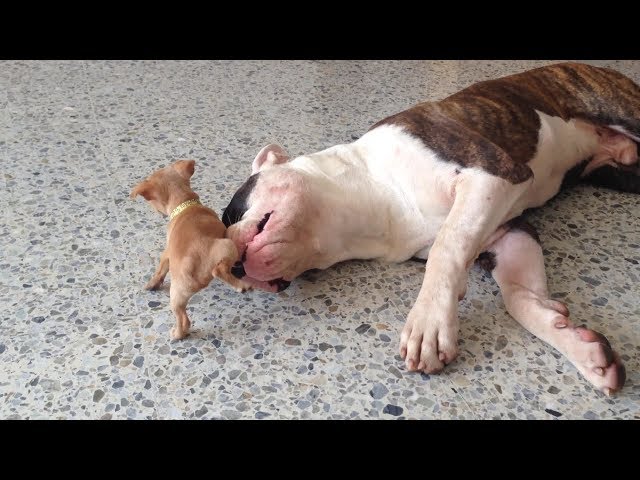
[130,180,156,201]
[173,159,196,179]
[251,144,290,174]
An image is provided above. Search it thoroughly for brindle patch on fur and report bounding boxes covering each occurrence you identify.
[371,102,534,184]
[373,63,640,184]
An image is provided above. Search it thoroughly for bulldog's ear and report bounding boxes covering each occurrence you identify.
[130,179,156,201]
[251,144,290,174]
[173,159,196,179]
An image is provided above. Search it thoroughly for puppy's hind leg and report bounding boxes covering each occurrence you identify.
[145,250,170,290]
[169,282,194,340]
[211,238,253,293]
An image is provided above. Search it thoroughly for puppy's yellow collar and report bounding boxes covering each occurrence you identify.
[169,199,201,221]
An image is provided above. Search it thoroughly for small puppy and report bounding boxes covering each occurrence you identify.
[131,159,251,340]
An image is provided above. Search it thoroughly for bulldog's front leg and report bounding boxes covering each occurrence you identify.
[400,169,532,373]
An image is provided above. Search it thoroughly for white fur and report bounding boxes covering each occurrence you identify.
[270,125,462,264]
[511,111,599,214]
[231,103,628,388]
[277,117,602,266]
[355,125,461,260]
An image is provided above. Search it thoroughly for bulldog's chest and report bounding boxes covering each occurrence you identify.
[357,125,461,261]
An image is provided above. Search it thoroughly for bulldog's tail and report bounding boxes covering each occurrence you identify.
[583,162,640,194]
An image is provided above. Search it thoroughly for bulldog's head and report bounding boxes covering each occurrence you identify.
[222,144,323,292]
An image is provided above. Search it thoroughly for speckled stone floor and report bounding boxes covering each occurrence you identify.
[1,60,639,420]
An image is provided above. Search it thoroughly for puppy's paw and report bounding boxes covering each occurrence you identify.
[170,326,188,340]
[144,278,164,291]
[235,282,253,293]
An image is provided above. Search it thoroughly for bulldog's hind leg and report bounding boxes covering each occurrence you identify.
[400,169,532,374]
[482,221,626,395]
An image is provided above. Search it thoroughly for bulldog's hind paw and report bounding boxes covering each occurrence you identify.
[564,325,626,395]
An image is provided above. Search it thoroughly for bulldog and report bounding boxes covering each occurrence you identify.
[223,62,639,395]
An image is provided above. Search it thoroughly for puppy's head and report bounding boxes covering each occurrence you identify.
[130,159,196,215]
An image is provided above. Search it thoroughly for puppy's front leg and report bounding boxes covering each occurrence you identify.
[169,282,193,340]
[145,250,169,290]
[213,262,253,293]
[211,239,253,293]
[401,170,532,373]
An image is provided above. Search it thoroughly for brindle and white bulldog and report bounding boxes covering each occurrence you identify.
[222,62,639,395]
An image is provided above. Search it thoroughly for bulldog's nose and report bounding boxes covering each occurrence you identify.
[231,261,246,279]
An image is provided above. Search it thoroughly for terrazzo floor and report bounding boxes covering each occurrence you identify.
[1,60,639,420]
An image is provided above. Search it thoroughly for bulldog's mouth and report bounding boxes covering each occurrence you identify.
[267,278,291,291]
[230,211,291,292]
[256,211,272,233]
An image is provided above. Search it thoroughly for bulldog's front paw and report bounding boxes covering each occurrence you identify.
[399,301,459,373]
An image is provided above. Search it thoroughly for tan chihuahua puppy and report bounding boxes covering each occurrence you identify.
[131,159,251,340]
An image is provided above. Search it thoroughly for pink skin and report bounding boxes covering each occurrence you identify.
[225,167,318,290]
[239,276,281,293]
[226,210,294,288]
[475,228,626,394]
[582,127,638,176]
[242,211,296,280]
